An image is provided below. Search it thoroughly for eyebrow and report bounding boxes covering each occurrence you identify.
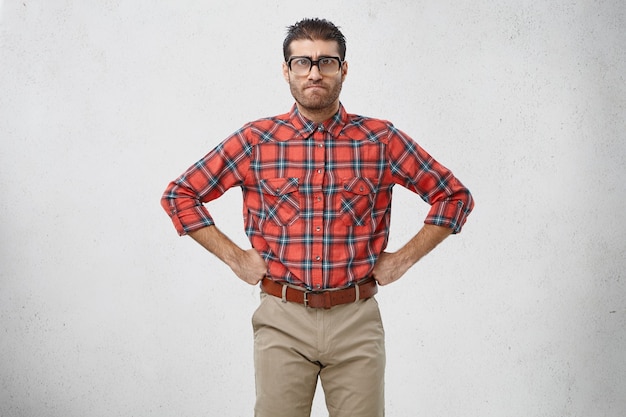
[288,55,341,60]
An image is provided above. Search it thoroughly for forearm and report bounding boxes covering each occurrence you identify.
[373,224,453,285]
[396,224,453,268]
[188,225,267,285]
[188,225,244,270]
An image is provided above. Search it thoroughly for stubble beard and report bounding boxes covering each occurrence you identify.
[289,79,343,114]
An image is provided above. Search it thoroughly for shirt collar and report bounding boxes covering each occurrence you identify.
[289,103,349,138]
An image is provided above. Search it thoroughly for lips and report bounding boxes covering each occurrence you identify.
[305,83,326,90]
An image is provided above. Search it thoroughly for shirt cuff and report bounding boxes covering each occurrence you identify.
[424,199,471,234]
[169,206,215,236]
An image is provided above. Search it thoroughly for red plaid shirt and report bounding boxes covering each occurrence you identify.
[162,104,474,289]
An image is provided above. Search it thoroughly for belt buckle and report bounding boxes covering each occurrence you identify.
[303,290,331,309]
[303,291,310,308]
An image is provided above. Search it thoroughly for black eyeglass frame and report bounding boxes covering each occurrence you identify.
[286,56,344,75]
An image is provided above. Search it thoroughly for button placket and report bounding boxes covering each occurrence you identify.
[310,127,326,289]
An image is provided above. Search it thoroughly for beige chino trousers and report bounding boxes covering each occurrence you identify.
[252,292,386,417]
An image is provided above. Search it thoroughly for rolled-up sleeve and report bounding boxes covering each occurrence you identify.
[387,125,474,233]
[161,127,252,235]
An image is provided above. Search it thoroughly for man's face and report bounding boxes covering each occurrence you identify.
[282,39,348,118]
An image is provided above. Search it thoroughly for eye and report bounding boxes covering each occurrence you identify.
[292,58,310,67]
[319,58,335,66]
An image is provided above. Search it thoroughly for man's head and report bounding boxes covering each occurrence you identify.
[283,18,346,62]
[282,18,349,122]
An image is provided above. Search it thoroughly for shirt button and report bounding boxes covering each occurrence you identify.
[317,125,324,131]
[315,256,321,261]
[317,169,322,174]
[316,226,321,232]
[318,143,323,148]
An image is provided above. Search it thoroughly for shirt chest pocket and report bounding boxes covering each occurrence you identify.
[259,177,301,226]
[340,177,378,227]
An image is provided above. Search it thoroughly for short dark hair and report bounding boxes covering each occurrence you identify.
[283,18,347,61]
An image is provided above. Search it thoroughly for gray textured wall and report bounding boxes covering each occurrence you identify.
[1,1,624,416]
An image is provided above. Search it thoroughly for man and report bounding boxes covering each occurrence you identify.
[161,17,474,417]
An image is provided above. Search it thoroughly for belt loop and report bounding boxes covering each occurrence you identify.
[281,284,288,303]
[354,282,360,303]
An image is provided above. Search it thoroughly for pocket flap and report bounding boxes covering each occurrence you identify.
[342,177,377,195]
[260,177,299,196]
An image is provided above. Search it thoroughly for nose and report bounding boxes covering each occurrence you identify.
[307,64,323,80]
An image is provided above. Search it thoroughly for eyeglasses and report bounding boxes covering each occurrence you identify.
[287,56,344,76]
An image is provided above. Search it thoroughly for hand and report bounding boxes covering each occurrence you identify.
[230,248,267,285]
[371,251,410,286]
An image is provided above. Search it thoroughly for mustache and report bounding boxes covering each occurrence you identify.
[304,82,326,88]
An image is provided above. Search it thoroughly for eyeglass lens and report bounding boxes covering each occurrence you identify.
[289,57,341,75]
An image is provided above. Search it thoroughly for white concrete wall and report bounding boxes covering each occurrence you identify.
[1,1,624,416]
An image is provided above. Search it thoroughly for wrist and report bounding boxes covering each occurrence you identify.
[395,245,419,269]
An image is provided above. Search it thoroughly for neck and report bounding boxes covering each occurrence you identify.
[296,102,340,124]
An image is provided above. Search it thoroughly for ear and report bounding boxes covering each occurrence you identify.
[341,61,348,82]
[282,61,290,83]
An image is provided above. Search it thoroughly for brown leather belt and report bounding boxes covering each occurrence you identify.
[260,277,378,309]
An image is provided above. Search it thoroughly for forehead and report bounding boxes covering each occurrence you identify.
[288,39,340,58]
